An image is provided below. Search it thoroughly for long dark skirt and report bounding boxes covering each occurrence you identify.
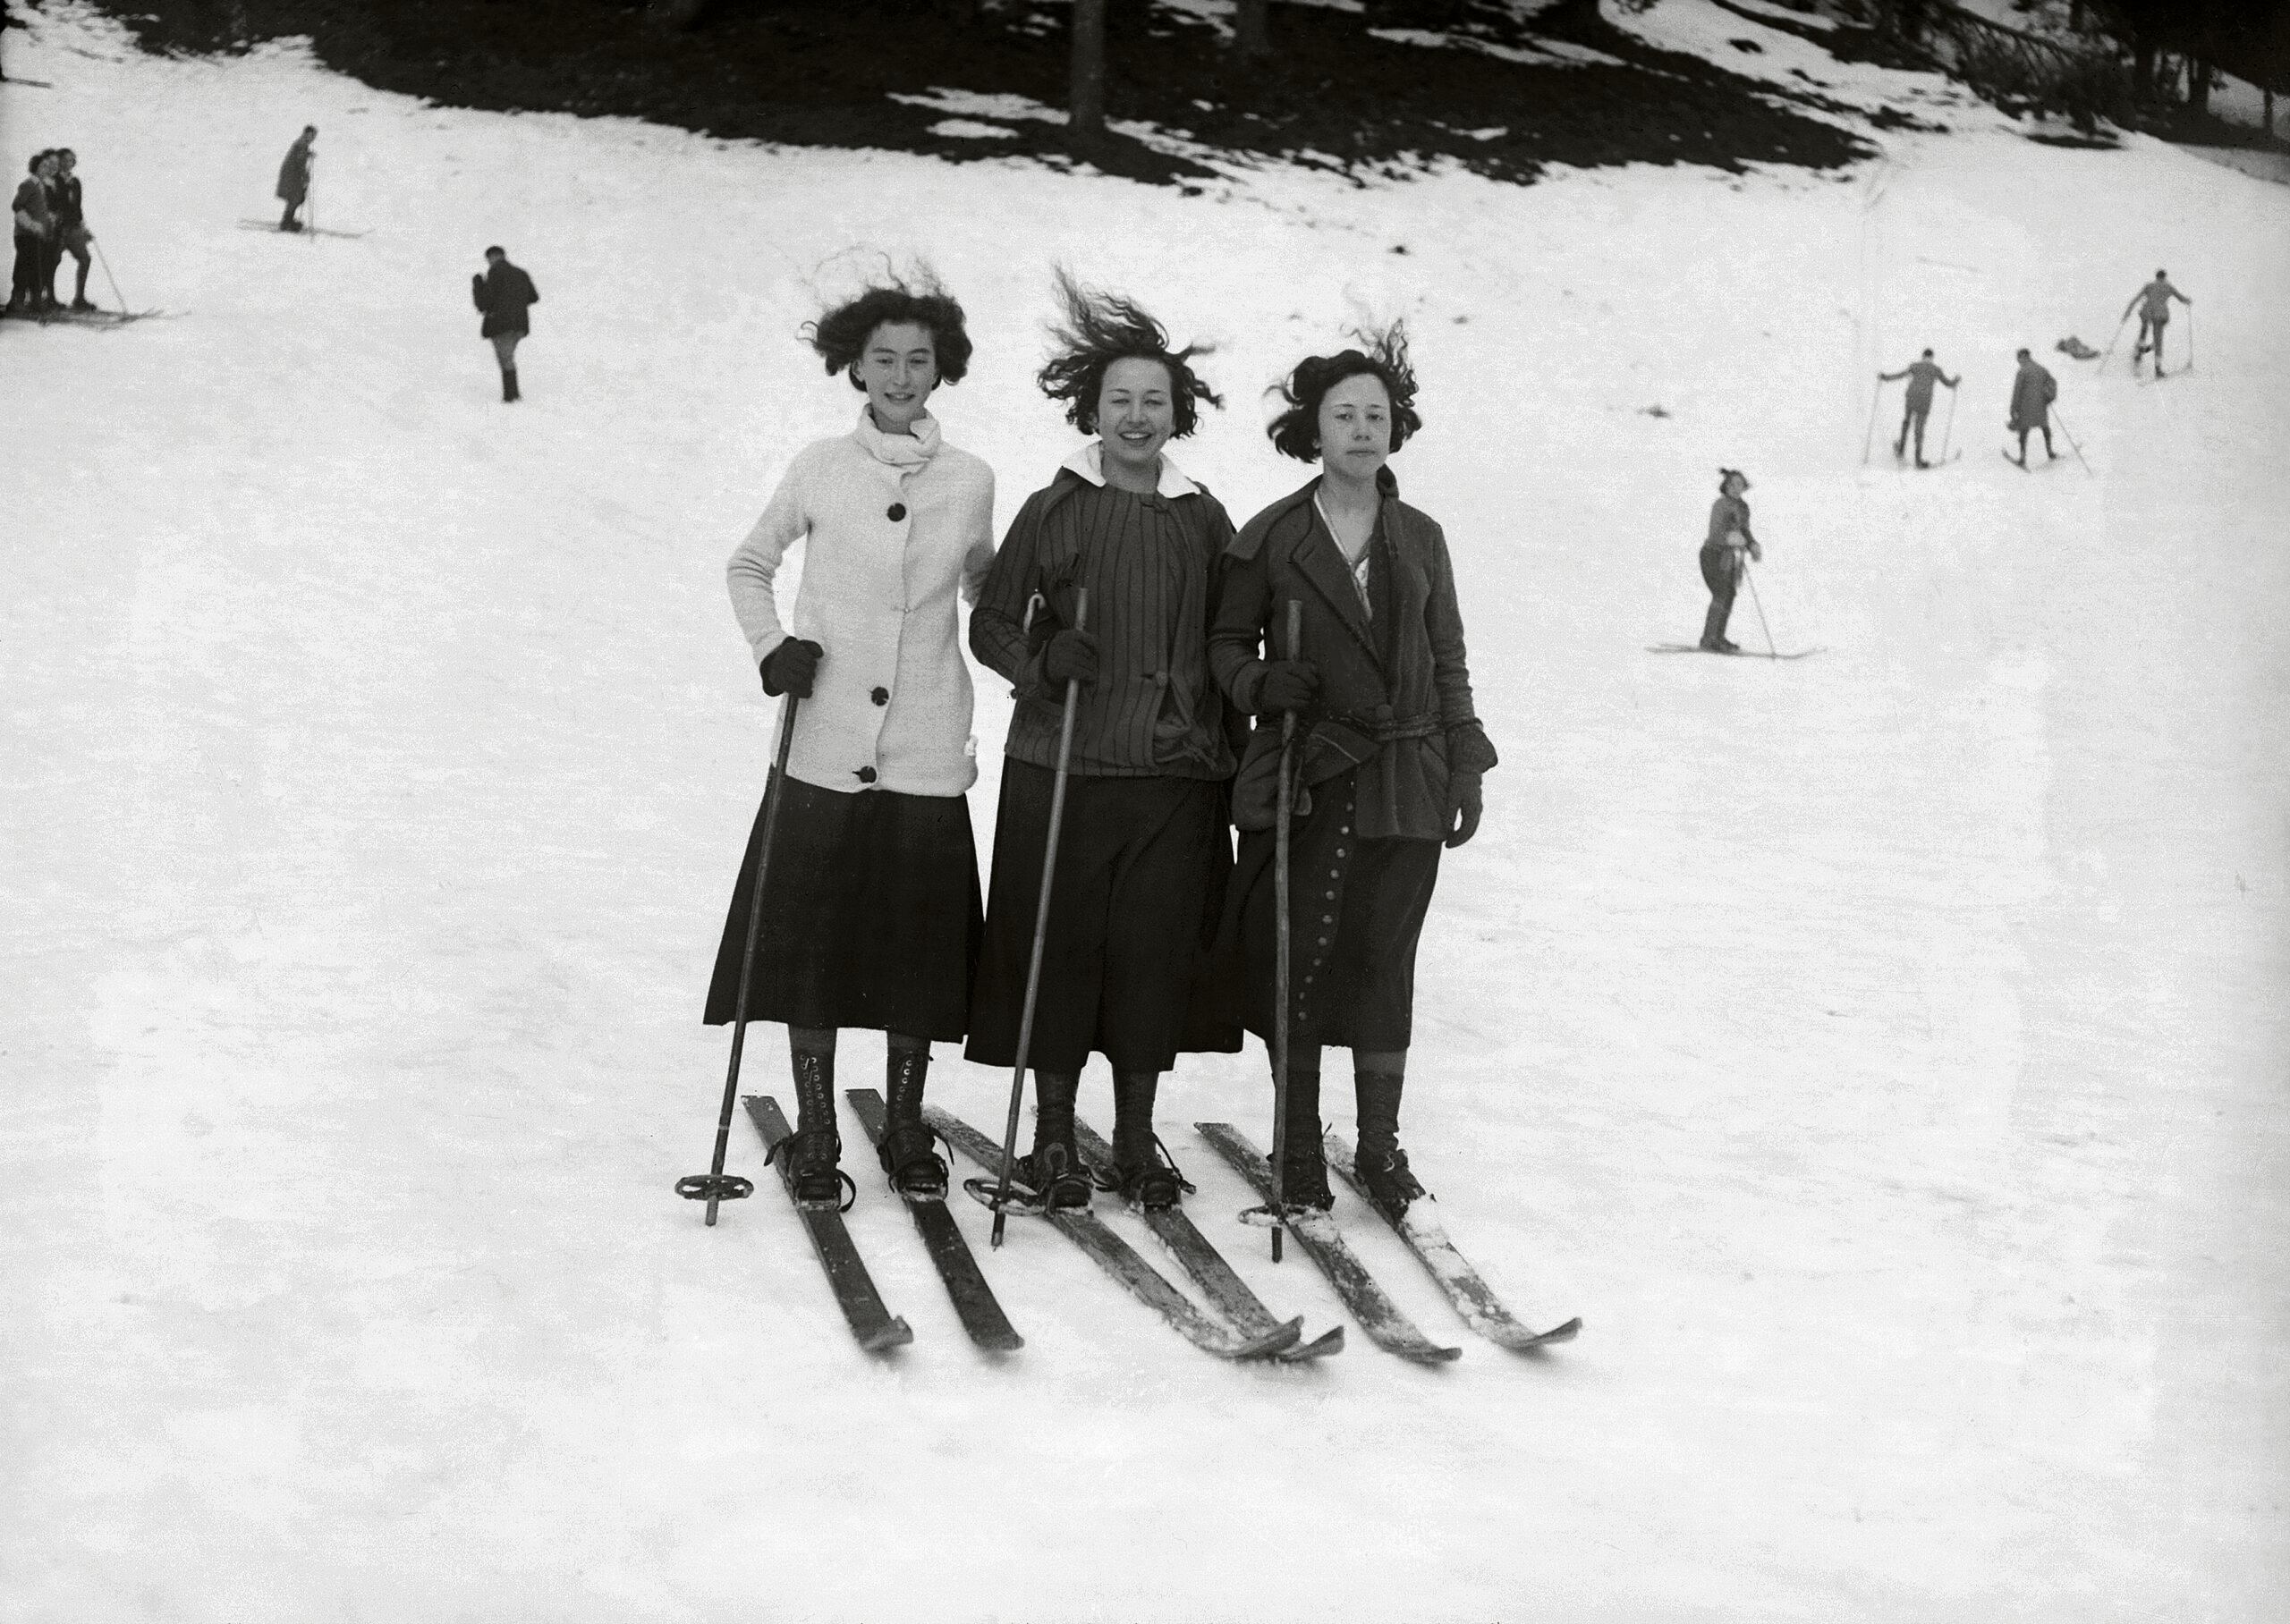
[965,762,1241,1075]
[1224,764,1442,1053]
[704,774,981,1041]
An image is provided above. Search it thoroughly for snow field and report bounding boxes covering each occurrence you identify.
[4,5,2286,1620]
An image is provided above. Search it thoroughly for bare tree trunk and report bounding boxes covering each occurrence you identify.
[1234,0,1271,60]
[1071,0,1107,156]
[2188,58,2212,117]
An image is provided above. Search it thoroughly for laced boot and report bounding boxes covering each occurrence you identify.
[1098,1070,1192,1210]
[878,1044,948,1198]
[1354,1067,1425,1215]
[1271,1065,1333,1212]
[1014,1070,1092,1210]
[769,1047,853,1211]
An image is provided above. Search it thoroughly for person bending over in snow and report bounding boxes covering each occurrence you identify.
[1208,325,1497,1217]
[708,271,997,1208]
[1878,347,1958,468]
[2123,270,2190,378]
[276,126,315,232]
[2007,349,2057,467]
[471,246,539,402]
[1699,468,1760,654]
[964,269,1243,1214]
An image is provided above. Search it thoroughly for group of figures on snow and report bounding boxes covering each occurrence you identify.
[6,146,95,315]
[704,271,1487,1229]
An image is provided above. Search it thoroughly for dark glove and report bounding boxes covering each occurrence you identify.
[1747,542,1763,562]
[1445,771,1482,850]
[760,638,824,698]
[1255,660,1319,715]
[1042,629,1099,688]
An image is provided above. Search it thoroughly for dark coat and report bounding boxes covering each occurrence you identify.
[472,261,539,338]
[1209,472,1496,842]
[2008,360,2056,433]
[275,137,313,205]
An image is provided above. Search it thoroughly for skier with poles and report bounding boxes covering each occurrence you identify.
[964,268,1243,1215]
[42,148,93,311]
[1208,326,1497,1217]
[2123,269,2190,378]
[1877,348,1959,468]
[471,246,539,402]
[275,126,315,232]
[700,274,997,1210]
[1698,468,1761,653]
[2006,348,2057,467]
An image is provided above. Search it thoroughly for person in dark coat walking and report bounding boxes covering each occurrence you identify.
[9,149,56,316]
[707,275,997,1206]
[471,247,539,402]
[1699,468,1760,652]
[1878,347,1958,468]
[2007,349,2057,466]
[965,270,1244,1213]
[276,126,315,232]
[1208,327,1497,1214]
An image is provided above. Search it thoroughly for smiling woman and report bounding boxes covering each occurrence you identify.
[963,269,1243,1214]
[707,271,997,1210]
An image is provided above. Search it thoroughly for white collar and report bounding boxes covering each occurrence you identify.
[852,407,942,468]
[1061,440,1198,498]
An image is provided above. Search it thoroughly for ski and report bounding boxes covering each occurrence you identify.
[1907,450,1963,469]
[844,1089,1022,1353]
[1324,1132,1581,1351]
[1196,1122,1463,1365]
[742,1095,913,1355]
[236,220,370,239]
[24,308,169,326]
[1071,1120,1344,1362]
[1645,644,1824,660]
[926,1107,1304,1361]
[2000,449,2062,472]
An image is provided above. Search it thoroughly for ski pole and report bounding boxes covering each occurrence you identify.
[2049,406,2094,478]
[93,240,129,315]
[1861,378,1885,465]
[1265,599,1303,1264]
[1938,384,1957,461]
[2098,310,2130,374]
[988,587,1090,1248]
[677,690,801,1224]
[2186,305,2195,373]
[1743,558,1778,659]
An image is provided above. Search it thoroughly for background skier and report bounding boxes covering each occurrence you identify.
[44,148,91,311]
[9,148,55,316]
[1208,326,1497,1215]
[2008,349,2057,466]
[471,246,538,402]
[1698,468,1760,653]
[275,125,314,232]
[964,270,1243,1213]
[709,275,997,1208]
[1877,347,1958,467]
[2123,270,2190,378]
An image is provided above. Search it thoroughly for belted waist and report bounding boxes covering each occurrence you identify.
[1320,710,1443,745]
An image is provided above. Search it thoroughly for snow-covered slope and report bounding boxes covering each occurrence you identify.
[4,6,2286,1621]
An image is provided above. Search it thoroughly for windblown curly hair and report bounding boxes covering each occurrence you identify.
[804,272,974,391]
[1035,267,1221,438]
[1266,325,1422,462]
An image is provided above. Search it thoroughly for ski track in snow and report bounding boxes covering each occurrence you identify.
[4,6,2286,1620]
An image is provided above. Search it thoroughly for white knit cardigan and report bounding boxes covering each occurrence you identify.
[727,410,997,796]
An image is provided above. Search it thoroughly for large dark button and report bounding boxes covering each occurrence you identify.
[870,687,889,706]
[1374,703,1394,721]
[886,503,907,521]
[855,766,878,784]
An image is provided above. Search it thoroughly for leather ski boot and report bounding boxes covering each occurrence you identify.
[768,1047,853,1211]
[877,1044,948,1198]
[1270,1064,1333,1212]
[1354,1068,1426,1215]
[1014,1070,1091,1210]
[1098,1070,1192,1210]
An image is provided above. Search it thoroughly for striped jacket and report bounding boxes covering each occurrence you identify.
[970,444,1242,782]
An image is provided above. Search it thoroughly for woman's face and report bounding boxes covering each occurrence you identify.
[1097,356,1176,477]
[1317,371,1394,482]
[854,320,938,432]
